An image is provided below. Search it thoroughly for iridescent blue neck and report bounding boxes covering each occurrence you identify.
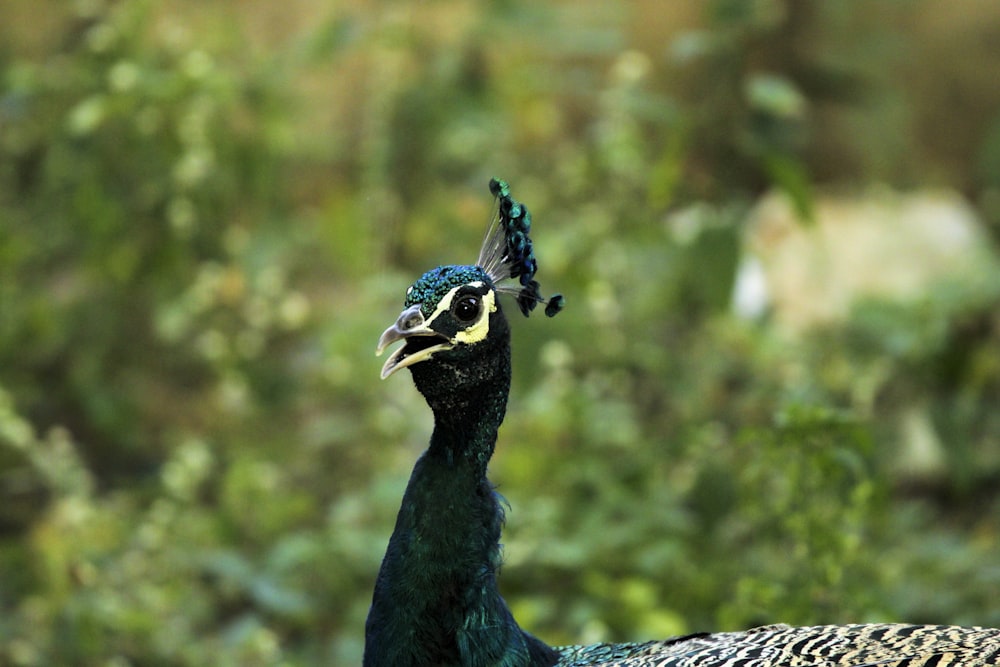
[363,305,558,667]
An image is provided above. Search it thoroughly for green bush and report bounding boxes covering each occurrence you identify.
[2,1,999,664]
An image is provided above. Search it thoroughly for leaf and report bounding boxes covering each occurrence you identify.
[745,73,807,120]
[761,152,814,223]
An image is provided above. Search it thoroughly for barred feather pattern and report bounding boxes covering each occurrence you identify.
[555,624,1000,667]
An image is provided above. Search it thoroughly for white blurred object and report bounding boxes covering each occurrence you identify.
[734,187,1000,333]
[732,253,770,321]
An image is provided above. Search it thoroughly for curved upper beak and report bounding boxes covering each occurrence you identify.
[376,304,452,379]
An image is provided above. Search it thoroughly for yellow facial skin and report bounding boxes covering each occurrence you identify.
[377,282,496,379]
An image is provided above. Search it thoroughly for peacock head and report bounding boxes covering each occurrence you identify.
[377,178,564,382]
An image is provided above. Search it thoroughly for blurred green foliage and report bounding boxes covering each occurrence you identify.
[1,0,999,665]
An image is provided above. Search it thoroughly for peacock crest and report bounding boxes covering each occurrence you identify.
[478,178,565,318]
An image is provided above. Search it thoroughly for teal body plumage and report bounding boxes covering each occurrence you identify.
[364,179,1000,666]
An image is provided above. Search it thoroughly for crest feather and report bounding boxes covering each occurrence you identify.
[477,178,564,318]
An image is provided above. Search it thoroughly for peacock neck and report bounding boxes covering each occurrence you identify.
[364,338,558,666]
[424,373,509,475]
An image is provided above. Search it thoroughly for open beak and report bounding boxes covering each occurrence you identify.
[376,304,452,379]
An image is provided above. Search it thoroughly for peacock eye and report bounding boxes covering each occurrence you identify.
[452,294,482,323]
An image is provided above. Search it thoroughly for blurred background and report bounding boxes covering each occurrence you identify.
[2,0,1000,664]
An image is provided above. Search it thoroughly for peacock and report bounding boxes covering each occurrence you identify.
[364,178,1000,667]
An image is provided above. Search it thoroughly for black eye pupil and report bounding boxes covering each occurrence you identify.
[454,296,480,322]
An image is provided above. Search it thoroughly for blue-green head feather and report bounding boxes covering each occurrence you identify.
[404,265,492,318]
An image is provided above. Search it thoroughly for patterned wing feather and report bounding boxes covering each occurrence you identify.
[555,624,1000,667]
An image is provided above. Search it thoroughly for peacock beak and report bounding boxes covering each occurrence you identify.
[376,304,453,379]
